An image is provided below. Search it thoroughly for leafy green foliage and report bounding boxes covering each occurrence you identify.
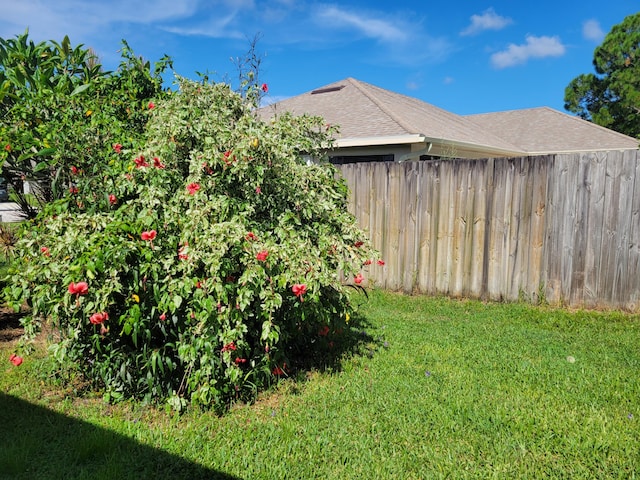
[5,78,376,411]
[0,32,171,218]
[564,12,640,137]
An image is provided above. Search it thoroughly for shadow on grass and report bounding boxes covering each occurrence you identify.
[0,393,242,480]
[284,307,383,377]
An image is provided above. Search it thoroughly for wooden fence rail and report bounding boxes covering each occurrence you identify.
[337,150,640,311]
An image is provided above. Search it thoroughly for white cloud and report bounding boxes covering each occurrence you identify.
[0,0,200,40]
[160,11,244,39]
[460,8,512,36]
[0,0,453,70]
[309,4,452,65]
[0,0,265,46]
[583,19,605,42]
[315,5,408,43]
[490,35,566,68]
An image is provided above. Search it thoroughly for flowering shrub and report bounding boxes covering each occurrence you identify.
[6,78,376,410]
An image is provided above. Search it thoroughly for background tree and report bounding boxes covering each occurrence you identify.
[0,32,171,218]
[564,12,640,138]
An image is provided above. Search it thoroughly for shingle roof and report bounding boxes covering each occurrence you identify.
[466,107,639,154]
[259,78,525,155]
[259,78,639,157]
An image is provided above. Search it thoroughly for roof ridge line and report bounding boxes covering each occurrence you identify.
[347,78,415,135]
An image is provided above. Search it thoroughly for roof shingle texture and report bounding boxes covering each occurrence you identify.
[259,78,639,154]
[466,107,639,153]
[259,78,523,152]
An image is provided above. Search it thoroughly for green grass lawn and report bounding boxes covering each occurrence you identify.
[1,290,639,479]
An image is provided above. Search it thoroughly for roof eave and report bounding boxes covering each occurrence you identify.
[336,134,427,148]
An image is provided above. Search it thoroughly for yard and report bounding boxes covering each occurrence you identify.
[1,290,638,479]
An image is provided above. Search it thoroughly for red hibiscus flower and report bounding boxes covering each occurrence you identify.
[9,353,23,366]
[292,283,307,301]
[245,232,257,241]
[89,312,109,325]
[112,143,122,154]
[148,102,155,110]
[261,83,268,92]
[153,157,165,169]
[354,273,364,285]
[256,250,269,262]
[377,260,385,266]
[221,342,237,353]
[134,156,149,168]
[223,150,235,165]
[108,194,117,205]
[68,281,89,296]
[141,230,157,241]
[186,182,200,195]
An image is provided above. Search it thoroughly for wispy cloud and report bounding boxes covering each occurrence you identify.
[160,11,245,39]
[582,19,605,42]
[0,0,453,71]
[460,8,512,36]
[314,5,408,43]
[491,35,566,68]
[0,0,201,41]
[310,4,452,65]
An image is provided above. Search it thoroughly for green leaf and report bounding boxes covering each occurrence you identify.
[173,295,183,309]
[33,161,49,172]
[70,83,90,96]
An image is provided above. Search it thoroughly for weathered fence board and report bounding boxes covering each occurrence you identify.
[470,160,489,297]
[613,151,636,304]
[526,156,549,303]
[582,152,607,307]
[337,150,640,311]
[629,156,640,310]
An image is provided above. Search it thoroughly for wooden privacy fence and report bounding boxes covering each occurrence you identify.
[337,150,640,311]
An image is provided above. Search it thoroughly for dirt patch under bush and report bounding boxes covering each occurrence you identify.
[0,307,24,344]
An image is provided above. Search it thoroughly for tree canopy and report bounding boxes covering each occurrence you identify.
[564,12,640,138]
[0,32,171,218]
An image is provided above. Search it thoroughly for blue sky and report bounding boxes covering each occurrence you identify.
[0,0,637,114]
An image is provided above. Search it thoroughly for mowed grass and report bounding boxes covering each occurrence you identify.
[1,290,639,479]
